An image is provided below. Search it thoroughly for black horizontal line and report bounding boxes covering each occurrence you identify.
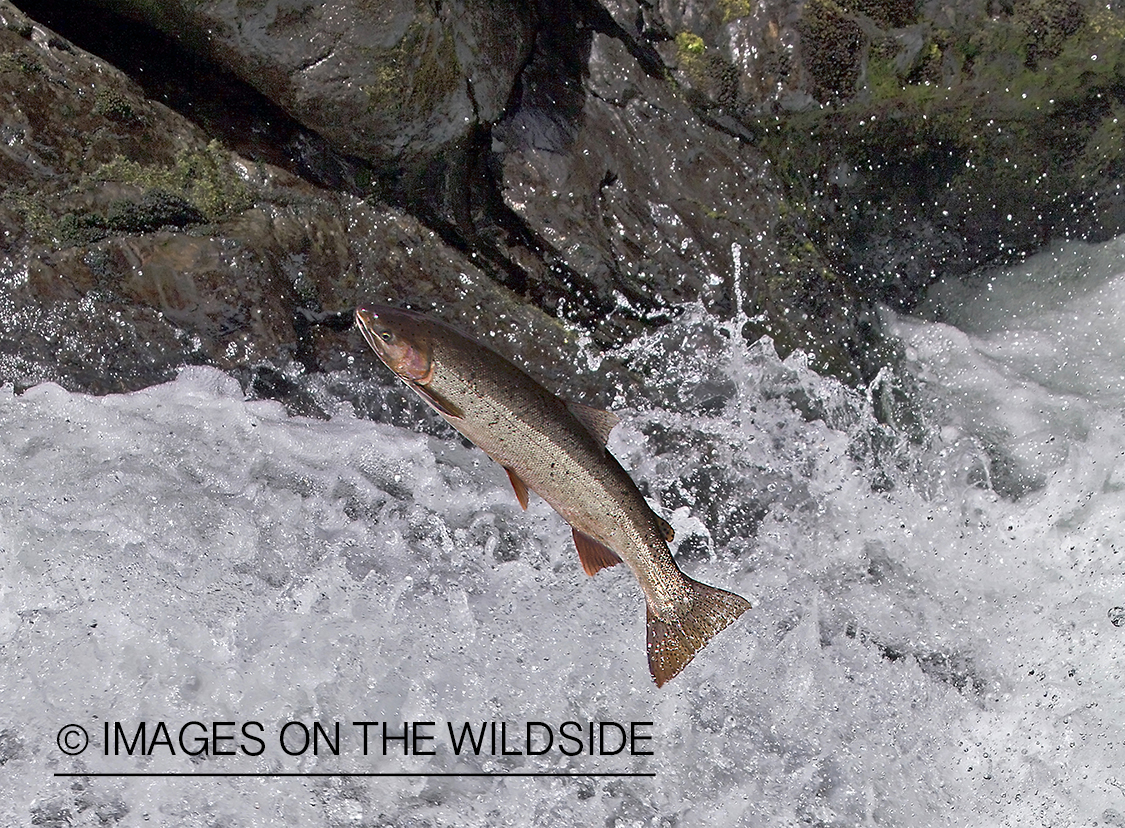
[54,772,655,778]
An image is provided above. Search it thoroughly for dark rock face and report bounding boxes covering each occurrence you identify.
[0,1,598,407]
[497,15,879,379]
[0,6,222,393]
[78,0,534,165]
[2,0,1122,412]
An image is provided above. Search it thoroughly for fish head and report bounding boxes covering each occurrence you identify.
[354,306,434,383]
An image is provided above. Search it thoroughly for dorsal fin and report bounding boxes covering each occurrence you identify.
[571,528,623,576]
[566,401,620,445]
[654,513,675,542]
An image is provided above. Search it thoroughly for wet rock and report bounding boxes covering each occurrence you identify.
[659,0,1125,308]
[499,5,881,381]
[8,0,1122,410]
[73,0,533,166]
[6,0,891,393]
[0,728,25,764]
[0,2,620,411]
[21,0,679,350]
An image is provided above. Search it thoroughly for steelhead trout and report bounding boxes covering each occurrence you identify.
[355,305,750,686]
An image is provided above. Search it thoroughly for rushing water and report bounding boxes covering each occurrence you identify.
[1,238,1123,826]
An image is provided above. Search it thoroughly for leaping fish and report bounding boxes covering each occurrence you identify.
[355,305,750,686]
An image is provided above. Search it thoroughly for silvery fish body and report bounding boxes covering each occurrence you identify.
[355,305,749,686]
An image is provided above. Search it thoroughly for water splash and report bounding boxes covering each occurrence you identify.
[3,240,1125,825]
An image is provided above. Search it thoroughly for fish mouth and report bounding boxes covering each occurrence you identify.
[354,307,385,356]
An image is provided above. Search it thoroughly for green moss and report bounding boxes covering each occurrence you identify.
[7,141,255,248]
[0,49,42,75]
[414,26,460,103]
[908,40,944,84]
[95,140,253,220]
[675,30,702,75]
[1086,7,1125,39]
[843,0,919,29]
[675,31,708,87]
[106,191,205,232]
[5,193,55,241]
[744,0,1125,363]
[36,191,207,248]
[1020,0,1087,68]
[673,31,741,105]
[54,211,107,246]
[798,0,866,101]
[677,31,706,56]
[361,33,405,114]
[852,0,1123,109]
[865,52,903,98]
[719,0,752,22]
[93,88,141,125]
[363,14,462,123]
[4,20,34,38]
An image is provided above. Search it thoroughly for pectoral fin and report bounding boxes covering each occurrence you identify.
[410,381,464,419]
[504,467,530,510]
[571,528,623,576]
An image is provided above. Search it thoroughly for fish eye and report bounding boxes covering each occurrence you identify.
[379,331,393,343]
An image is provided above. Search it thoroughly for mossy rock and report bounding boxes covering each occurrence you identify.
[1019,0,1087,68]
[0,47,42,75]
[95,141,253,221]
[674,31,741,106]
[56,191,206,246]
[798,0,866,102]
[93,87,142,125]
[843,0,919,29]
[751,0,1125,307]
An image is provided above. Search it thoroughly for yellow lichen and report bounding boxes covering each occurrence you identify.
[675,31,706,58]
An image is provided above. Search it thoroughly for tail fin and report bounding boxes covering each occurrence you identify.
[646,578,751,687]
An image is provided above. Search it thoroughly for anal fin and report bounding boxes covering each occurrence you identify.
[571,528,623,576]
[504,467,530,510]
[646,577,751,687]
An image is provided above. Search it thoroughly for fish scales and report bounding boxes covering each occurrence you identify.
[355,305,750,686]
[426,334,694,619]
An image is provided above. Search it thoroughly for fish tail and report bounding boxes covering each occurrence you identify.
[646,577,751,687]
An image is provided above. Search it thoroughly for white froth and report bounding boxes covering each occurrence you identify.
[2,239,1124,826]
